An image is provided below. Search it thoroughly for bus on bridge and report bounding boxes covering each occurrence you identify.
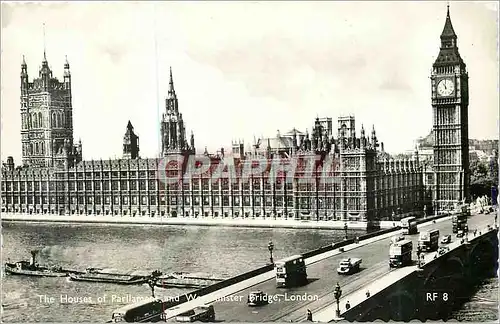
[389,239,413,268]
[418,229,440,252]
[275,254,307,288]
[401,217,418,235]
[452,213,468,233]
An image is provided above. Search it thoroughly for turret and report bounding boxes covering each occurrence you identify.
[371,125,377,149]
[292,129,298,151]
[63,55,71,90]
[413,144,419,164]
[123,121,139,159]
[360,124,366,149]
[190,131,195,153]
[39,51,52,90]
[21,56,28,94]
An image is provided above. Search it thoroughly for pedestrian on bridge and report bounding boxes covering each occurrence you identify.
[306,309,313,321]
[345,301,351,310]
[365,290,370,298]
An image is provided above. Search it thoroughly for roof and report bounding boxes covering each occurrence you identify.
[393,239,412,246]
[257,137,294,150]
[440,7,457,39]
[283,128,304,136]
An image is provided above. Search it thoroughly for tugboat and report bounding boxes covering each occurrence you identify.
[4,250,67,277]
[68,268,148,285]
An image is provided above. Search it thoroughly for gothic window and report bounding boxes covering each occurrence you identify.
[38,112,43,128]
[35,143,39,154]
[57,112,62,128]
[41,142,44,154]
[52,112,57,127]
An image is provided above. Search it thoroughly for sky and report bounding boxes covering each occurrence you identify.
[1,1,498,163]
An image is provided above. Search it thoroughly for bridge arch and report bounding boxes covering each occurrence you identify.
[383,289,416,321]
[424,256,466,288]
[469,237,498,279]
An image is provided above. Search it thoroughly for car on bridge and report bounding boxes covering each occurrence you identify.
[175,305,215,322]
[440,234,452,244]
[390,235,405,245]
[337,258,362,275]
[438,246,450,256]
[456,230,465,238]
[247,290,268,307]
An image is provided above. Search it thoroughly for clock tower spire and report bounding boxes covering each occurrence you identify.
[430,5,470,213]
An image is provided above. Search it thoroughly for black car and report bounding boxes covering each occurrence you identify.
[247,291,268,307]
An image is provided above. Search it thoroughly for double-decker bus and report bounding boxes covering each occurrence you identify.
[418,229,440,252]
[452,213,468,233]
[275,254,307,288]
[389,239,413,268]
[400,217,418,235]
[110,298,164,322]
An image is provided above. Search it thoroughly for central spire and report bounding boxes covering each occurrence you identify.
[168,66,176,98]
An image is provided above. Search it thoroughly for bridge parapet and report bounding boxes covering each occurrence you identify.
[316,224,498,322]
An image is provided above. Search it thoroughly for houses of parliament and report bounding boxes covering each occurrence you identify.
[1,8,470,225]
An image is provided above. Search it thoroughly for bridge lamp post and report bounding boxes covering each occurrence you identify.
[416,246,422,268]
[334,282,342,317]
[268,241,274,264]
[344,223,348,240]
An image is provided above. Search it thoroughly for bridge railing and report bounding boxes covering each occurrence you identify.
[158,214,453,315]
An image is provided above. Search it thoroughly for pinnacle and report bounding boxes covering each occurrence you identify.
[441,5,457,38]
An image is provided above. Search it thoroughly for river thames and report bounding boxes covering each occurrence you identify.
[1,222,497,322]
[2,222,360,322]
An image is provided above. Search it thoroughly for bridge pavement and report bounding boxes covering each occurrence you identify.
[314,218,497,322]
[162,213,493,322]
[203,213,492,322]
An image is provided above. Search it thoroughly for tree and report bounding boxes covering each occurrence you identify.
[470,159,498,200]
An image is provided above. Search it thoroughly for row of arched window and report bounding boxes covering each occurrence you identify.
[22,142,46,155]
[22,111,71,129]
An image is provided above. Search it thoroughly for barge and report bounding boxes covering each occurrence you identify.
[68,268,148,285]
[4,250,72,277]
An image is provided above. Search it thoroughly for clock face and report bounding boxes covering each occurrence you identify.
[437,79,455,96]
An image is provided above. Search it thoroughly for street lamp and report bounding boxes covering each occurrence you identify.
[147,277,156,298]
[344,223,348,240]
[147,270,162,298]
[416,245,422,268]
[334,282,342,317]
[268,241,274,264]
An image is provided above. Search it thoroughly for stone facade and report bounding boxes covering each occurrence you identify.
[429,6,470,213]
[1,8,467,222]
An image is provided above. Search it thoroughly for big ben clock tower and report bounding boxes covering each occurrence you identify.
[430,5,470,213]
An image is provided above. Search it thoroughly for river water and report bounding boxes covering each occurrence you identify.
[1,222,358,322]
[1,222,497,322]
